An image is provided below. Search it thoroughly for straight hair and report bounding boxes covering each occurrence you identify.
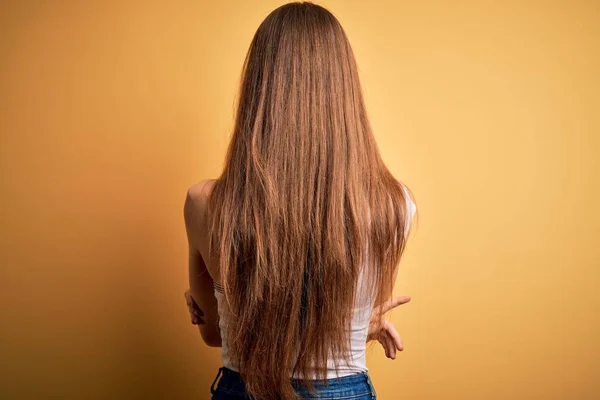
[208,2,411,399]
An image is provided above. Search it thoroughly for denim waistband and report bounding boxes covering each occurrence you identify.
[211,367,376,399]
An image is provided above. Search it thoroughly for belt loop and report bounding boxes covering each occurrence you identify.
[210,367,225,394]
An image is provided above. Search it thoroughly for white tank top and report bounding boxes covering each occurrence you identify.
[213,192,416,379]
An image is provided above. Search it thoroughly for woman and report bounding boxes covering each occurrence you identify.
[183,2,416,399]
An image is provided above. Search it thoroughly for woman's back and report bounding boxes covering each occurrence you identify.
[213,274,374,379]
[189,179,372,379]
[187,178,416,379]
[184,3,416,399]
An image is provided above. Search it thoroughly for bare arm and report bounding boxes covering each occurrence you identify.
[367,186,417,357]
[184,183,221,347]
[379,186,417,302]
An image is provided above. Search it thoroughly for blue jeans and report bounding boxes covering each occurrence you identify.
[211,367,377,399]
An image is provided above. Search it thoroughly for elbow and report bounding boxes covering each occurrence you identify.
[200,327,222,348]
[205,338,222,348]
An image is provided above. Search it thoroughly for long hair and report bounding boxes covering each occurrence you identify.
[207,2,411,399]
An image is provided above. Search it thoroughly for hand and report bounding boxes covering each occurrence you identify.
[184,289,205,325]
[367,296,411,360]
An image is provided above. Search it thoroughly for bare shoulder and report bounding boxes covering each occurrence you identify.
[184,179,217,223]
[186,179,217,204]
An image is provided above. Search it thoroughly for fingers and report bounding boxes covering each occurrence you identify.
[385,332,397,359]
[184,291,204,315]
[383,320,403,351]
[184,290,205,325]
[190,307,203,319]
[187,305,205,325]
[378,331,396,359]
[375,296,411,315]
[184,290,193,307]
[375,320,405,360]
[377,332,390,358]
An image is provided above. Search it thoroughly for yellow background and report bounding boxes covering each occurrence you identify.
[1,1,599,399]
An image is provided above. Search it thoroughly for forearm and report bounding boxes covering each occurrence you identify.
[189,283,222,348]
[187,253,222,347]
[198,324,222,347]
